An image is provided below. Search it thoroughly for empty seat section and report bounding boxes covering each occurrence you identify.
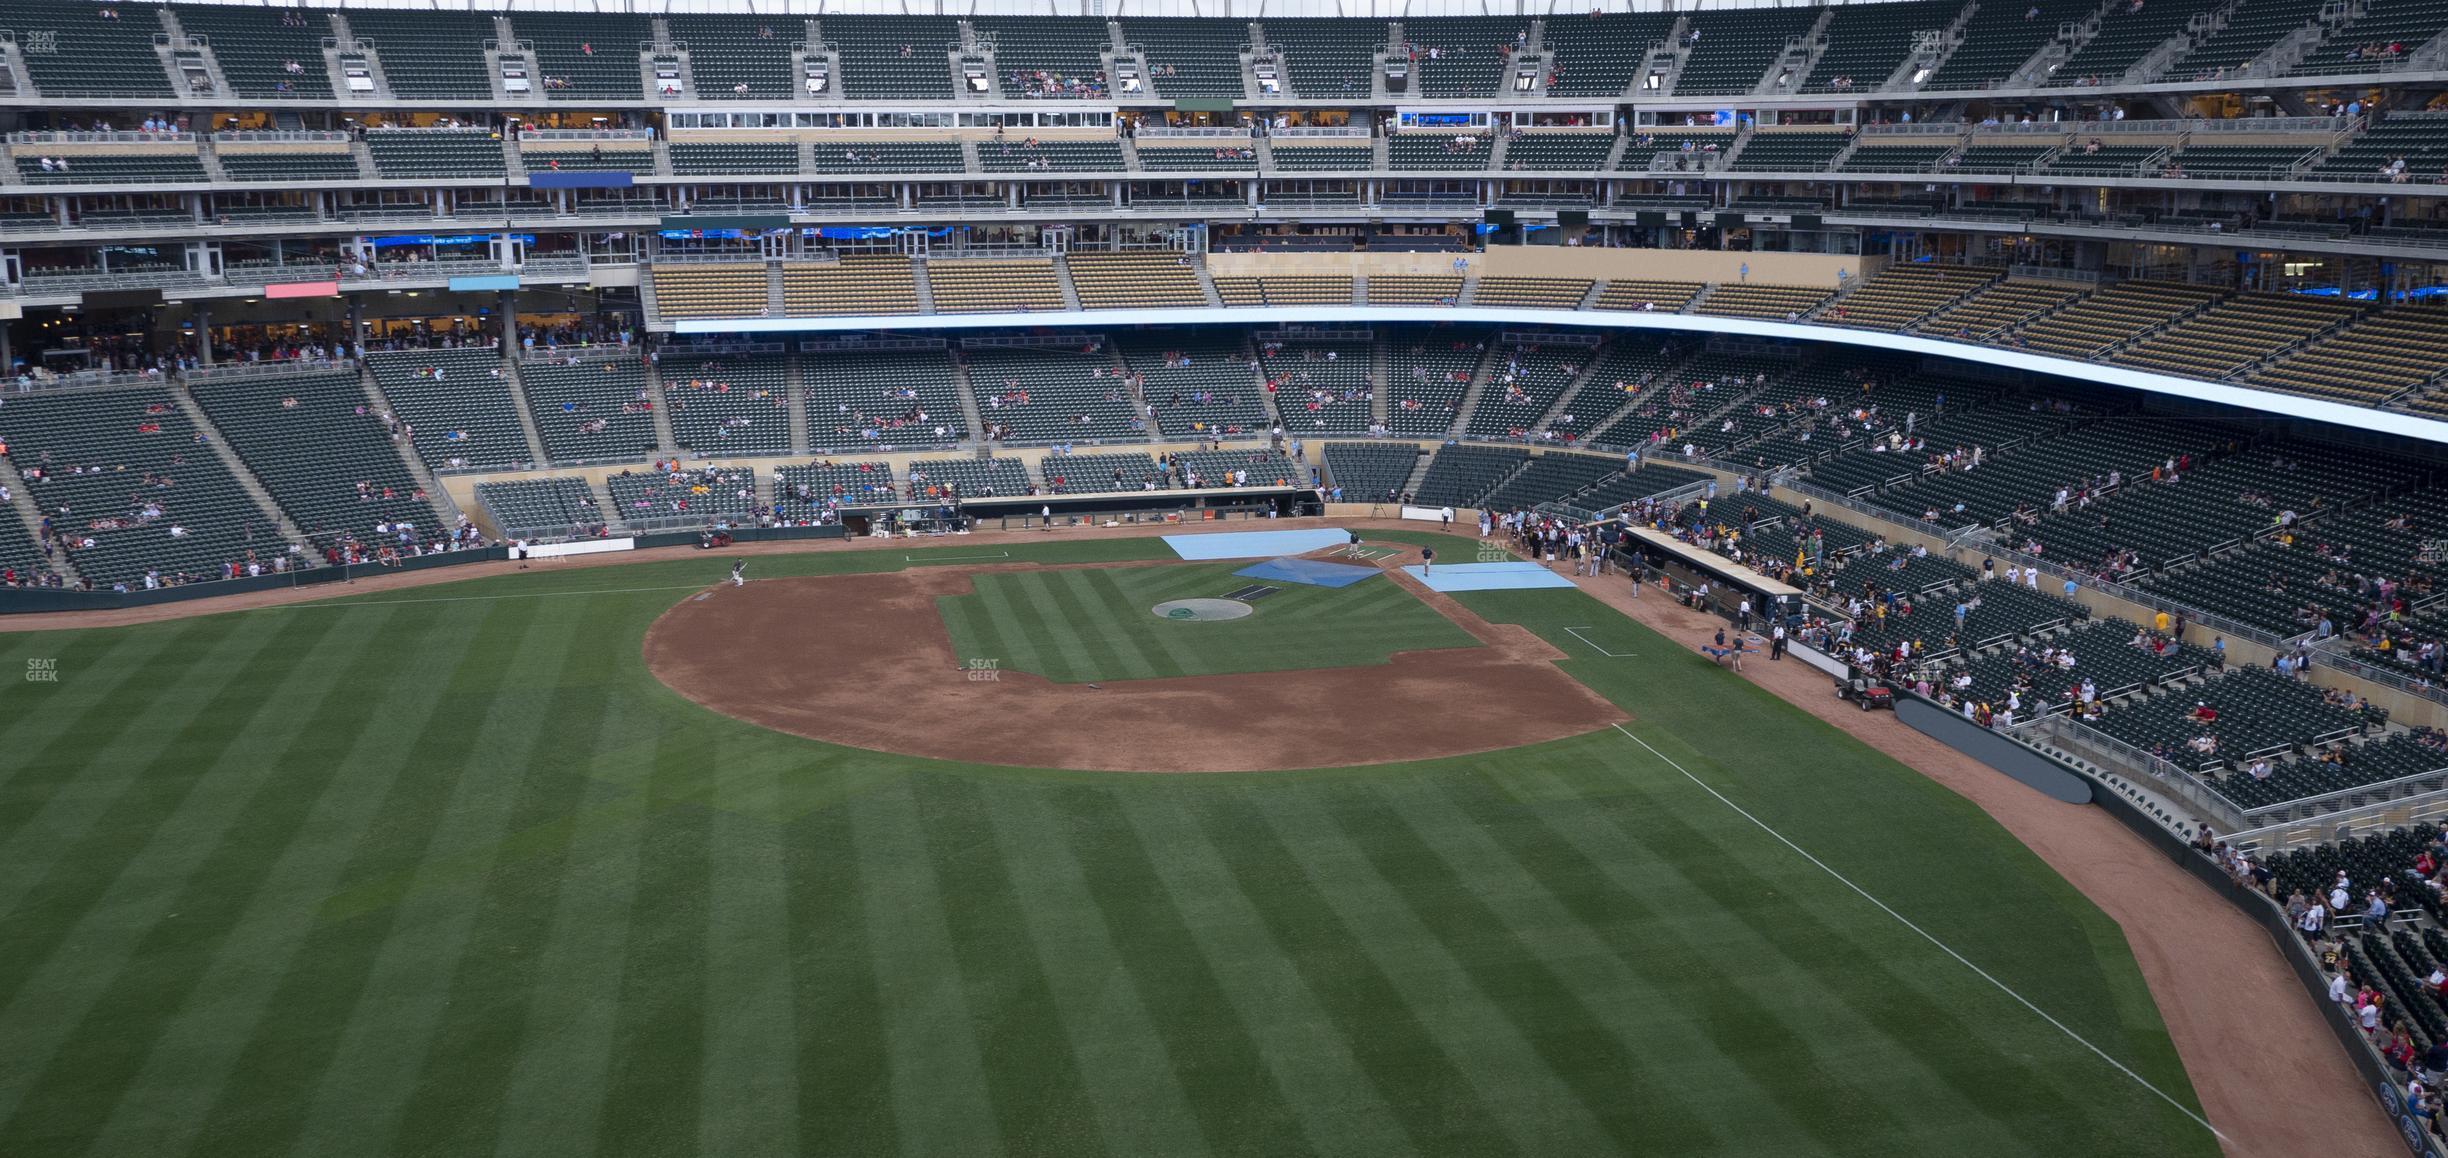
[1262,17,1387,97]
[904,456,1032,498]
[10,2,174,97]
[1472,277,1591,308]
[215,148,359,182]
[651,264,768,320]
[1727,131,1850,171]
[965,343,1144,443]
[1040,452,1163,492]
[802,347,967,449]
[2259,306,2448,407]
[661,354,792,456]
[1593,280,1704,311]
[476,477,603,537]
[1268,144,1372,170]
[1064,252,1206,308]
[2294,0,2448,73]
[1387,134,1489,170]
[1322,442,1419,501]
[2111,292,2362,379]
[1402,17,1525,97]
[191,370,432,547]
[365,130,506,179]
[1823,265,1997,329]
[1370,275,1463,305]
[669,141,800,176]
[668,15,799,99]
[1539,12,1674,97]
[1119,334,1269,437]
[1137,144,1257,170]
[520,356,660,462]
[2046,0,2215,84]
[348,10,494,98]
[1119,18,1249,98]
[176,5,335,98]
[926,259,1066,313]
[1838,140,1956,172]
[13,151,207,185]
[1674,8,1820,95]
[824,15,960,98]
[365,347,530,471]
[1386,336,1482,435]
[1464,341,1591,439]
[513,12,651,100]
[605,464,757,524]
[2174,0,2325,75]
[809,140,964,174]
[2310,113,2448,179]
[1501,132,1617,170]
[782,256,919,316]
[2016,279,2222,358]
[1806,0,1959,92]
[1695,283,1832,319]
[1912,278,2085,339]
[1412,444,1528,507]
[1924,0,2092,88]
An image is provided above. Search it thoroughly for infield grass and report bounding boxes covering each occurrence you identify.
[937,562,1477,683]
[0,535,2219,1158]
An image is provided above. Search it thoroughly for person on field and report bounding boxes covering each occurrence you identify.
[1421,545,1436,575]
[730,560,746,587]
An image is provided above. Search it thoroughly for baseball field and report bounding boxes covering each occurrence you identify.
[0,529,2222,1157]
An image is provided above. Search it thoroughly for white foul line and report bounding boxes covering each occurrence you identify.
[270,582,719,610]
[1608,722,2229,1146]
[1562,626,1634,657]
[905,551,1013,563]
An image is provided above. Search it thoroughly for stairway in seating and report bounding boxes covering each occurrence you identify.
[784,354,812,453]
[1444,345,1503,439]
[170,385,315,550]
[640,354,679,452]
[0,448,78,583]
[500,358,554,466]
[360,366,461,529]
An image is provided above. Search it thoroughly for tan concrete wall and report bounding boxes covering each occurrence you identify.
[1205,250,1481,278]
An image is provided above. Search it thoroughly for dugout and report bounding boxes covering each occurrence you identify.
[1615,525,1821,628]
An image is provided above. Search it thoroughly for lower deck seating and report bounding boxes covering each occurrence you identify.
[365,347,532,471]
[604,465,759,523]
[1322,442,1421,502]
[1411,443,1528,507]
[520,356,660,462]
[802,347,967,450]
[1040,452,1164,492]
[903,456,1032,498]
[966,342,1144,443]
[775,461,899,519]
[0,388,282,587]
[191,369,433,549]
[660,354,793,456]
[1262,339,1375,434]
[475,477,604,537]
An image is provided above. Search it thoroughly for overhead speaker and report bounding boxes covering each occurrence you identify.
[1794,214,1823,230]
[1716,211,1745,227]
[1559,209,1590,226]
[1484,209,1518,226]
[1637,210,1666,228]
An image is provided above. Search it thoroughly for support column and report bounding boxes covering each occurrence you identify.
[1,320,14,376]
[500,290,518,352]
[348,296,365,354]
[195,303,213,367]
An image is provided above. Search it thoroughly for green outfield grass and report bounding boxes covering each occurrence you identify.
[0,536,2218,1157]
[937,562,1477,683]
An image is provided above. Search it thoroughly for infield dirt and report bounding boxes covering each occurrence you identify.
[643,558,1628,773]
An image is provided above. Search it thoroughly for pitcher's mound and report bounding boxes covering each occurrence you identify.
[1152,598,1253,621]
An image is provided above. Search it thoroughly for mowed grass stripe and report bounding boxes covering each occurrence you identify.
[978,784,1209,1155]
[785,784,898,1155]
[81,605,485,1155]
[698,746,808,1157]
[1431,767,1915,1153]
[911,773,1102,1155]
[389,598,644,1154]
[851,777,1003,1156]
[1015,571,1111,684]
[485,741,655,1158]
[1357,777,1735,1152]
[1194,789,1522,1156]
[80,605,476,1158]
[1255,787,1616,1155]
[282,599,573,1157]
[1593,733,2135,1152]
[0,608,356,1144]
[0,615,248,859]
[1049,570,1164,682]
[0,626,155,791]
[968,567,1065,681]
[169,600,541,1150]
[1074,789,1342,1156]
[591,725,712,1155]
[1084,569,1204,678]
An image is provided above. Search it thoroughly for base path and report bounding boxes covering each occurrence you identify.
[642,559,1626,773]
